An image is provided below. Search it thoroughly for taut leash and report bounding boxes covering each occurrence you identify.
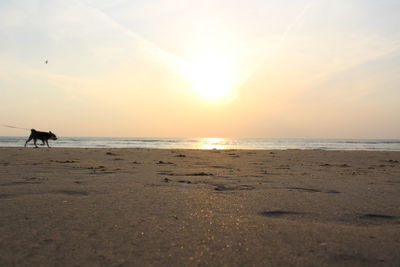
[1,124,30,131]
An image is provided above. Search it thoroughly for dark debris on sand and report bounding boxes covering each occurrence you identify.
[178,180,192,184]
[157,161,174,165]
[259,210,304,217]
[186,172,213,176]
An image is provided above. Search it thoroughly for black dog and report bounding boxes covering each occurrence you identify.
[25,129,57,148]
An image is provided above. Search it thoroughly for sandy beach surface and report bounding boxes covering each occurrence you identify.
[0,147,399,266]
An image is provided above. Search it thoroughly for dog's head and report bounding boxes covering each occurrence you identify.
[49,131,57,140]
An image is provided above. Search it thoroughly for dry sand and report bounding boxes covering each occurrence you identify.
[0,147,399,266]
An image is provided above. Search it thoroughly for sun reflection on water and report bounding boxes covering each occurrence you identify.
[197,137,227,150]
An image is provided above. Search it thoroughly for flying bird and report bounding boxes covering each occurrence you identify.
[45,60,48,64]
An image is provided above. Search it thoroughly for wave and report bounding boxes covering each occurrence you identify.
[340,140,400,144]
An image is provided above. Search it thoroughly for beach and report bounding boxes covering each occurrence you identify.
[0,147,399,266]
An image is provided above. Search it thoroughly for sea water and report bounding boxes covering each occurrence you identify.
[1,136,400,151]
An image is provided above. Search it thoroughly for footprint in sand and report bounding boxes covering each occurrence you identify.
[88,166,106,170]
[320,163,332,167]
[156,161,175,165]
[259,210,304,218]
[186,172,213,176]
[52,160,76,163]
[288,187,341,194]
[0,194,15,199]
[178,180,192,184]
[214,184,255,191]
[359,214,397,220]
[55,190,90,196]
[1,181,42,186]
[288,187,321,193]
[325,189,341,194]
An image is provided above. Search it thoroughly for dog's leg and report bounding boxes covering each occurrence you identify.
[33,138,38,148]
[24,137,32,147]
[46,140,50,148]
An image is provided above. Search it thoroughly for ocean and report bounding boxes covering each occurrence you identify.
[1,136,400,151]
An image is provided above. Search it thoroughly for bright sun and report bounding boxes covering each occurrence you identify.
[185,52,236,100]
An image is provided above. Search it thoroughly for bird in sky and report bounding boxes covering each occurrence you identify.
[45,60,48,64]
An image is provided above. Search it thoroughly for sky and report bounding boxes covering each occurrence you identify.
[0,0,399,138]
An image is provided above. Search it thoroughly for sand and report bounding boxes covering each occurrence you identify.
[0,147,399,266]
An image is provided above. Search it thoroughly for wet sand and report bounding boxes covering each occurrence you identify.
[0,147,399,266]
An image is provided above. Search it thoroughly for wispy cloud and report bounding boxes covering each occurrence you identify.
[80,0,189,67]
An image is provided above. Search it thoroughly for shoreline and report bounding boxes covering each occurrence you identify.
[1,147,399,266]
[2,146,400,152]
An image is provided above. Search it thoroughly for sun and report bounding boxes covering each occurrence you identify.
[185,52,236,100]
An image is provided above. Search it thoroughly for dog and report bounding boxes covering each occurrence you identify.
[25,129,57,148]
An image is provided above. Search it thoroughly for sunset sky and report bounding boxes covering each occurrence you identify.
[1,0,399,138]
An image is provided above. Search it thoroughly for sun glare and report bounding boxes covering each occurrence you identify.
[185,52,236,100]
[197,137,227,149]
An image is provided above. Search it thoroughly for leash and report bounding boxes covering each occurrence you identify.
[1,124,30,131]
